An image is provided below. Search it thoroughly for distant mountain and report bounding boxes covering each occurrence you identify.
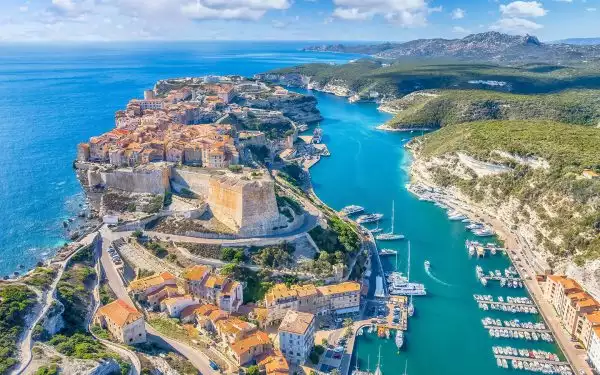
[303,32,600,63]
[551,38,600,46]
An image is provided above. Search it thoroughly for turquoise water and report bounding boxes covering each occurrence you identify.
[296,89,564,375]
[0,42,357,276]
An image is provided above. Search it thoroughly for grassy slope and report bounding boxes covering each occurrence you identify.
[387,89,600,129]
[272,61,600,97]
[418,120,600,263]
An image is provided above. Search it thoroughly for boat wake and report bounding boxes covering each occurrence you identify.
[425,268,454,287]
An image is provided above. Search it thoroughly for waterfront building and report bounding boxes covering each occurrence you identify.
[160,295,197,318]
[264,281,361,325]
[229,331,272,366]
[277,310,315,365]
[543,275,600,346]
[182,265,244,312]
[93,299,146,344]
[128,271,177,302]
[588,327,600,372]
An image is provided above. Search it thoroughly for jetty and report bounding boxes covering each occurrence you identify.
[495,354,569,366]
[484,325,551,334]
[466,240,506,257]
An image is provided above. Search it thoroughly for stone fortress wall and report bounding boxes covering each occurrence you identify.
[77,162,281,236]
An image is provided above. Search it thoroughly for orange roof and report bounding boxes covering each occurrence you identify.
[180,304,203,319]
[570,292,599,309]
[547,275,582,291]
[195,304,219,317]
[203,275,226,289]
[594,326,600,338]
[585,311,600,325]
[216,317,255,335]
[229,331,271,356]
[182,265,211,281]
[96,299,142,327]
[128,272,176,293]
[258,350,289,375]
[221,280,240,295]
[209,309,229,323]
[146,284,179,298]
[318,281,361,296]
[162,295,194,307]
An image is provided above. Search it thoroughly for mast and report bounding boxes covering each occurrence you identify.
[407,241,411,282]
[403,360,408,375]
[391,200,395,234]
[367,354,370,372]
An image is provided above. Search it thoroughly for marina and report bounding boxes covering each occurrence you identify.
[294,88,569,375]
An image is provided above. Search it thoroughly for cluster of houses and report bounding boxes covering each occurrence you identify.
[542,275,600,371]
[77,77,298,170]
[93,263,361,373]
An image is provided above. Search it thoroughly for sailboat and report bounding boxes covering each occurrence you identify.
[388,241,427,296]
[376,201,405,241]
[395,329,404,350]
[403,360,408,375]
[374,346,383,375]
[370,221,383,234]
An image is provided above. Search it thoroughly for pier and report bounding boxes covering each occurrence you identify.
[466,240,506,257]
[477,300,534,308]
[484,325,551,334]
[494,355,569,367]
[366,228,388,298]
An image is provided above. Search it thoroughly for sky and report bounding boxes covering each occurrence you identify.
[0,0,598,42]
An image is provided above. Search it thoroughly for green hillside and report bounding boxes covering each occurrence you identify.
[416,120,600,263]
[386,89,600,129]
[271,60,600,97]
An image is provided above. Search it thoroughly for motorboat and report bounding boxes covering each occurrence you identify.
[395,330,404,349]
[379,249,398,256]
[340,205,364,216]
[357,213,383,224]
[424,260,431,272]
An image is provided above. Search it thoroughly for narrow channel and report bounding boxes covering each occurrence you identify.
[294,88,564,375]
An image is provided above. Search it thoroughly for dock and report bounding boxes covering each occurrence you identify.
[466,240,506,257]
[484,325,551,334]
[494,355,569,366]
[477,300,534,307]
[386,296,408,331]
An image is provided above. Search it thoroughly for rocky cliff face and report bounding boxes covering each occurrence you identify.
[243,94,323,123]
[410,144,600,299]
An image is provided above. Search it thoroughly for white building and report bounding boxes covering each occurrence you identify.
[588,328,600,372]
[160,295,197,318]
[278,310,315,365]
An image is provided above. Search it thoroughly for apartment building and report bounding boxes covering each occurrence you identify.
[94,299,146,345]
[277,310,315,365]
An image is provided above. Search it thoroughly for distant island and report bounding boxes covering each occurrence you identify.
[302,31,600,64]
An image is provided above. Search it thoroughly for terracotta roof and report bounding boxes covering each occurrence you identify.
[182,265,211,281]
[278,310,314,335]
[318,281,361,296]
[180,304,204,319]
[195,304,219,317]
[146,284,179,298]
[97,299,142,328]
[162,295,194,307]
[585,311,600,325]
[229,331,271,356]
[128,272,176,293]
[258,350,289,375]
[203,275,226,289]
[209,309,229,323]
[547,275,582,291]
[221,280,240,295]
[216,317,255,335]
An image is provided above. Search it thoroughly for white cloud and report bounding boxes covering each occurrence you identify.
[332,0,438,27]
[490,17,543,33]
[19,5,29,12]
[500,1,547,17]
[452,26,470,33]
[586,7,597,11]
[451,8,465,19]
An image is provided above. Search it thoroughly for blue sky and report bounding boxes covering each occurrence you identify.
[1,0,598,42]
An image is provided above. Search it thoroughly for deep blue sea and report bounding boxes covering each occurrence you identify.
[0,42,358,276]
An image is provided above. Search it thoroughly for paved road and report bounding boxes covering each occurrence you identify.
[12,232,98,375]
[98,227,219,375]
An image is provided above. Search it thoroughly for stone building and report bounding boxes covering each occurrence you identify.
[94,299,146,345]
[277,310,315,365]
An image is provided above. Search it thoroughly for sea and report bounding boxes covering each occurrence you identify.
[0,42,565,374]
[0,42,358,276]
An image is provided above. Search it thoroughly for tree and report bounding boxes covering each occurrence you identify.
[343,318,353,328]
[132,230,143,239]
[246,365,259,375]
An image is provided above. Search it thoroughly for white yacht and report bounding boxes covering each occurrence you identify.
[379,249,397,256]
[424,260,431,272]
[357,213,384,224]
[388,242,427,296]
[395,330,404,349]
[448,210,468,221]
[408,296,415,317]
[340,205,364,216]
[473,226,495,237]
